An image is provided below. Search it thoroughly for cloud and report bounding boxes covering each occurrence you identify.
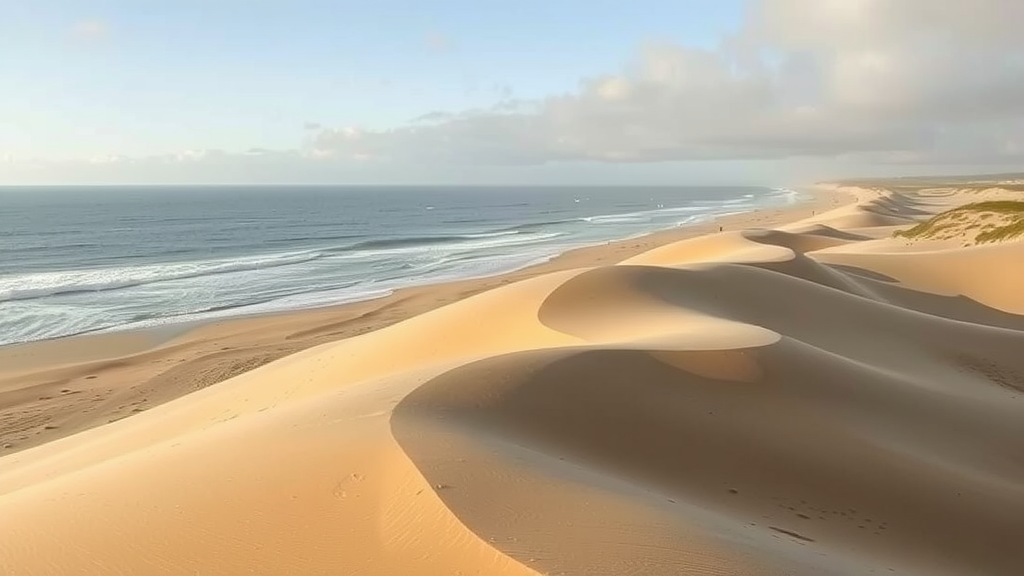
[71,19,109,41]
[305,0,1024,167]
[14,0,1024,184]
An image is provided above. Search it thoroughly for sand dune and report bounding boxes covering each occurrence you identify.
[3,184,1024,575]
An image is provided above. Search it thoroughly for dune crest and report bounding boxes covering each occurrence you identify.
[3,184,1024,575]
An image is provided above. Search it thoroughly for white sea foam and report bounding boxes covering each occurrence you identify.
[1,187,804,346]
[0,250,322,303]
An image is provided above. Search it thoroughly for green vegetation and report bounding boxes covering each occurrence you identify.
[830,173,1024,194]
[894,201,1024,244]
[955,200,1024,214]
[976,220,1024,243]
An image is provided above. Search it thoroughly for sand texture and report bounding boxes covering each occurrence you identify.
[3,184,1024,575]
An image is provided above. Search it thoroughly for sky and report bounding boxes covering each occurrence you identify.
[3,0,1024,185]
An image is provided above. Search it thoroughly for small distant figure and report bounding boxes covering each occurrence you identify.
[718,226,723,232]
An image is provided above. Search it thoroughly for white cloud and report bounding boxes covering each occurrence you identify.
[11,1,1024,183]
[304,0,1024,167]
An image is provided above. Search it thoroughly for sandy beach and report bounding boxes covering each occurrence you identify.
[3,181,1024,575]
[0,187,847,454]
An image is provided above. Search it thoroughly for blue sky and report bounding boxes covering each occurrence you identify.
[0,0,742,157]
[2,1,1023,184]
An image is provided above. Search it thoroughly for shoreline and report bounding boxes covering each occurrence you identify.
[0,184,853,453]
[6,178,1024,575]
[1,186,802,350]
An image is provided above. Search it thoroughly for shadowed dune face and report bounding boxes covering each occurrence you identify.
[392,339,1024,576]
[782,224,873,242]
[616,218,1024,332]
[742,229,857,254]
[797,190,923,230]
[390,213,1024,575]
[536,265,780,348]
[743,230,1024,330]
[813,240,1024,314]
[537,262,1024,373]
[5,184,1024,576]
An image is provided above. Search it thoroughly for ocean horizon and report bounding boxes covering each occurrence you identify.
[0,185,803,346]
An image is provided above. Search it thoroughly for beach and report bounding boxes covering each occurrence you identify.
[0,186,846,454]
[0,185,802,346]
[4,181,1024,575]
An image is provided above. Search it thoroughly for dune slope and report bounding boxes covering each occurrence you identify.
[2,185,1024,575]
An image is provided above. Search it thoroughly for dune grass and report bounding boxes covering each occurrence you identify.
[967,183,1024,193]
[976,220,1024,243]
[956,200,1024,214]
[894,201,1024,244]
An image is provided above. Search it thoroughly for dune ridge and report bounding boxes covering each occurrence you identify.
[3,184,1024,575]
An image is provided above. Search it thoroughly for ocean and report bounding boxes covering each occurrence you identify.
[0,185,802,346]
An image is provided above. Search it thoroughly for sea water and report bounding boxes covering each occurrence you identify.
[0,185,803,345]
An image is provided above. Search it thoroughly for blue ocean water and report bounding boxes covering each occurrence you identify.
[0,185,802,346]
